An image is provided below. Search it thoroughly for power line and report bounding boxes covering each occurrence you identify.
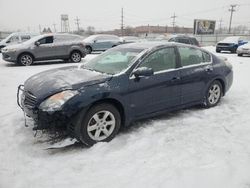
[228,4,237,33]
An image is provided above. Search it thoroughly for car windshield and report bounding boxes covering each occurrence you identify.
[83,47,145,75]
[83,35,97,43]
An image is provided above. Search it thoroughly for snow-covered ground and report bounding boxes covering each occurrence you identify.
[0,48,250,188]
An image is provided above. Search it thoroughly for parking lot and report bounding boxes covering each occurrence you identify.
[0,47,250,188]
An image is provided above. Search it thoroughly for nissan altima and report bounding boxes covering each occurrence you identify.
[18,42,233,146]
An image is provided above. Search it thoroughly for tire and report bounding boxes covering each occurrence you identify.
[75,103,121,146]
[238,53,243,57]
[86,46,92,54]
[18,53,34,66]
[204,81,222,108]
[216,49,221,53]
[70,51,82,63]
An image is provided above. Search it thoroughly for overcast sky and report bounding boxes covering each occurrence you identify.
[0,0,249,32]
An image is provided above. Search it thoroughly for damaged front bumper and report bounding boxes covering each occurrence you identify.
[17,85,70,131]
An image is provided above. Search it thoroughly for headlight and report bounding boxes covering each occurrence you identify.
[39,90,79,112]
[2,48,16,52]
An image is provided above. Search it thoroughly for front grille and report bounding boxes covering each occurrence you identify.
[23,91,37,109]
[218,43,232,46]
[2,54,10,58]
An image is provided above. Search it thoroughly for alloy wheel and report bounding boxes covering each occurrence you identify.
[87,110,116,141]
[208,84,221,105]
[21,55,33,66]
[71,52,81,62]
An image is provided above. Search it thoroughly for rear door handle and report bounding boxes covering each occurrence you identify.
[171,77,181,82]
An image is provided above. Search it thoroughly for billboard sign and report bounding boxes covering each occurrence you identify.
[194,19,216,35]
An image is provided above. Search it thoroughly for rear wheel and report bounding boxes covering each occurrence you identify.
[75,103,121,146]
[216,49,221,53]
[204,81,222,108]
[18,53,34,66]
[70,51,82,63]
[238,53,243,57]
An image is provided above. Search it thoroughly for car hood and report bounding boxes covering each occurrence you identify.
[4,43,26,50]
[239,42,250,49]
[24,66,112,99]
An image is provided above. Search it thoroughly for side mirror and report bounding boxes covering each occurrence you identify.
[6,40,10,44]
[93,40,97,43]
[132,67,154,78]
[35,41,40,46]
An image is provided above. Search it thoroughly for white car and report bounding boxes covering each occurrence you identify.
[0,32,37,52]
[237,42,250,56]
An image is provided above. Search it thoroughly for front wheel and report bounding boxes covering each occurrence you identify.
[70,51,82,63]
[75,103,121,146]
[204,81,222,108]
[85,46,92,54]
[18,53,34,66]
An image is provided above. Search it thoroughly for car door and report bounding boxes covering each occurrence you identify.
[53,35,69,57]
[33,36,55,59]
[177,46,213,104]
[128,47,181,117]
[92,36,106,51]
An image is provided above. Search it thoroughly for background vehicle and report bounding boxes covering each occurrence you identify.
[18,42,233,146]
[120,36,139,43]
[237,42,250,56]
[168,35,200,46]
[2,33,86,66]
[83,34,122,54]
[216,36,248,53]
[0,32,37,52]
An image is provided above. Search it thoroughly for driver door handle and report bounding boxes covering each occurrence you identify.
[205,65,213,72]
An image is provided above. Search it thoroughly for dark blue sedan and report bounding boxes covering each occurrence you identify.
[18,42,233,146]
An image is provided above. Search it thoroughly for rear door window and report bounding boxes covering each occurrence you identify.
[178,47,203,67]
[177,38,191,45]
[21,35,31,41]
[190,38,199,46]
[202,51,211,62]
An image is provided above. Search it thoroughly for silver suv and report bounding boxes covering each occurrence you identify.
[2,33,86,66]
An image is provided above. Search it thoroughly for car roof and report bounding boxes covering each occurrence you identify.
[119,41,199,50]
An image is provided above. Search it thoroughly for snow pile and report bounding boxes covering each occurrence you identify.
[0,50,250,188]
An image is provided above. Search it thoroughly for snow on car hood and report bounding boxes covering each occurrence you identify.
[24,66,112,99]
[239,42,250,49]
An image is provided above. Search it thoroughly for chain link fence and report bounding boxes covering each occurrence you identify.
[195,34,250,46]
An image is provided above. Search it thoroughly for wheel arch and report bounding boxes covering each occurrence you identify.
[213,78,225,96]
[17,52,35,61]
[70,49,82,56]
[88,98,126,127]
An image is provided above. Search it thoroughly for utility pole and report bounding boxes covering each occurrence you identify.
[171,13,177,33]
[121,7,124,36]
[75,17,80,32]
[219,19,223,34]
[53,23,57,33]
[228,4,237,34]
[39,25,42,34]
